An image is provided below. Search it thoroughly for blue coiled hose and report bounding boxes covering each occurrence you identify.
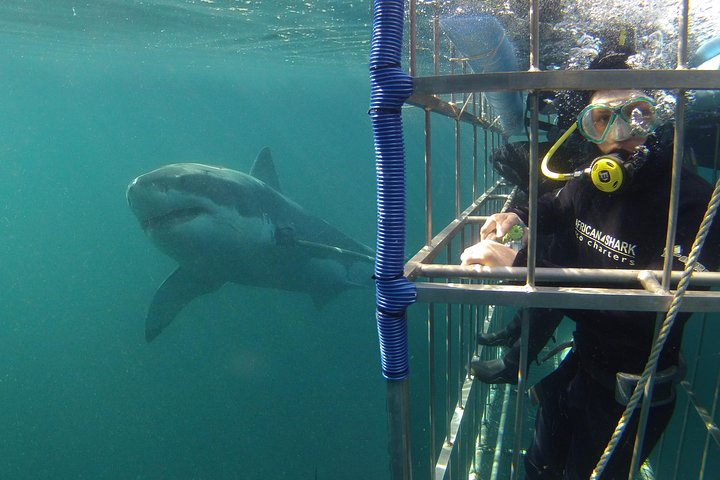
[369,0,416,380]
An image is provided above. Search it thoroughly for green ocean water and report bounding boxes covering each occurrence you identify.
[0,2,407,479]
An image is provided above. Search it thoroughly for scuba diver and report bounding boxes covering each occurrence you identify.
[461,46,720,479]
[463,138,579,384]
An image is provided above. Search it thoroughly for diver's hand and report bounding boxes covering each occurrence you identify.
[460,240,518,267]
[480,212,524,242]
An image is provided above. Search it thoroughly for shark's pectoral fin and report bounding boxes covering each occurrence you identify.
[145,267,223,342]
[311,289,341,310]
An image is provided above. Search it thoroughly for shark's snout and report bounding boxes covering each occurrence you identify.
[127,173,176,229]
[127,169,214,232]
[126,175,157,225]
[126,176,140,210]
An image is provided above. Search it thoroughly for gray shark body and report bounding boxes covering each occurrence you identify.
[127,147,374,341]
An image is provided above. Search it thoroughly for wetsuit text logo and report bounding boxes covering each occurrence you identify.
[575,219,637,266]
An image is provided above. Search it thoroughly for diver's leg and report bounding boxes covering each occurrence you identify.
[564,374,675,480]
[524,353,578,479]
[476,309,523,346]
[471,308,564,384]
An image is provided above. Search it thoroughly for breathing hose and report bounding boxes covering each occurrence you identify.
[369,0,416,380]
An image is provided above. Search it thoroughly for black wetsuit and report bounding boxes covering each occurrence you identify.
[513,143,720,479]
[483,141,579,370]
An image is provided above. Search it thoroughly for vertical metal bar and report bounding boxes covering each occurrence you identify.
[491,131,496,184]
[444,242,453,480]
[408,0,417,77]
[458,306,465,411]
[450,44,456,109]
[529,0,540,71]
[469,303,477,381]
[479,91,484,120]
[422,11,435,461]
[629,314,662,478]
[445,281,453,454]
[387,379,413,480]
[471,304,479,361]
[432,11,440,76]
[699,359,720,479]
[635,9,691,476]
[713,124,720,184]
[526,93,540,289]
[456,119,462,218]
[447,251,460,479]
[467,303,477,472]
[428,304,437,480]
[677,0,690,69]
[515,4,541,477]
[483,128,489,193]
[473,93,479,201]
[473,125,479,201]
[660,93,685,288]
[511,309,531,480]
[474,377,490,477]
[512,4,541,479]
[526,0,541,289]
[425,109,433,245]
[661,0,690,288]
[460,61,467,212]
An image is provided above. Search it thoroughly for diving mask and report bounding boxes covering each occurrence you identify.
[540,94,657,192]
[577,96,657,143]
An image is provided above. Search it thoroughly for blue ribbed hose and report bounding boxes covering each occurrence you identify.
[369,0,416,380]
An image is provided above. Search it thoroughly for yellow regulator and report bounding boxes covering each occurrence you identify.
[590,154,626,193]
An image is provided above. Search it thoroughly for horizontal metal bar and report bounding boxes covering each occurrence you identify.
[404,181,509,277]
[405,219,463,277]
[413,70,720,95]
[415,283,720,312]
[407,93,496,130]
[465,215,490,224]
[413,264,720,287]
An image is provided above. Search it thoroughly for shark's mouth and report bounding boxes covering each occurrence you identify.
[142,207,208,230]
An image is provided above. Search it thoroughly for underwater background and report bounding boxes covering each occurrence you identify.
[0,2,398,479]
[1,1,719,479]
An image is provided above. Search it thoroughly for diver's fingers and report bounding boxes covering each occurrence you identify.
[461,240,517,267]
[481,213,522,241]
[461,242,488,266]
[498,213,523,237]
[480,217,499,241]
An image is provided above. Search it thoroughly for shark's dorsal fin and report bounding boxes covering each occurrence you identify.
[250,147,281,192]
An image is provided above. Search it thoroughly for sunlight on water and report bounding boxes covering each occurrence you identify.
[0,0,372,64]
[424,0,719,71]
[416,1,719,125]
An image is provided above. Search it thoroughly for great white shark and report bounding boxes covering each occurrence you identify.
[127,147,374,342]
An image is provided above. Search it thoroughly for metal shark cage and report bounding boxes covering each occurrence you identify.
[371,1,720,479]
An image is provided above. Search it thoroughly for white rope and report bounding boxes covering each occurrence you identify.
[591,173,720,479]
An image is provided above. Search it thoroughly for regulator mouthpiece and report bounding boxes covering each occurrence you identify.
[589,146,650,193]
[590,153,627,193]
